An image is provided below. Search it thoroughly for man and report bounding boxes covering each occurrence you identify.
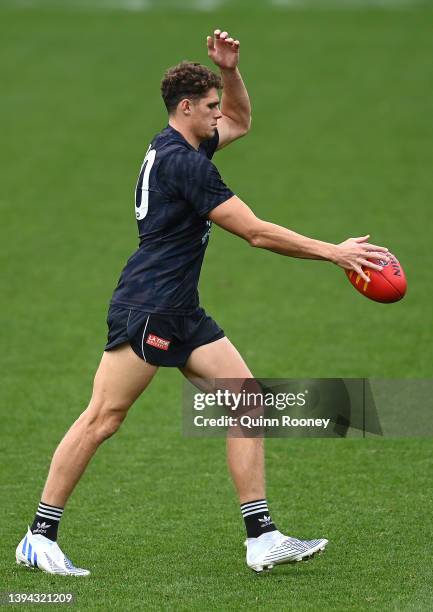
[16,29,388,575]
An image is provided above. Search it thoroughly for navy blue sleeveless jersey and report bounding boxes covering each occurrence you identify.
[110,126,234,314]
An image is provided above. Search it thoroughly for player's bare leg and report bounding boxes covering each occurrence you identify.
[16,344,157,575]
[180,336,265,503]
[180,337,327,572]
[42,344,158,507]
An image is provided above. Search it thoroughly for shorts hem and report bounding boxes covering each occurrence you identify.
[105,339,160,367]
[105,337,129,351]
[177,330,225,368]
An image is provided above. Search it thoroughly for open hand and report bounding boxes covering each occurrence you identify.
[207,29,240,70]
[333,235,389,283]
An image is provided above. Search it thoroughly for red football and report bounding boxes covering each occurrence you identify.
[345,252,407,303]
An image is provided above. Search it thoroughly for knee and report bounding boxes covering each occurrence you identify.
[81,401,128,444]
[96,412,125,442]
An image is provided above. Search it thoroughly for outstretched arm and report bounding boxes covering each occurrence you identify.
[207,29,251,150]
[208,196,389,283]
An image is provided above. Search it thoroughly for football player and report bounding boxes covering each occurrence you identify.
[16,29,388,575]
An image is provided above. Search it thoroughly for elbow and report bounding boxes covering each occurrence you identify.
[235,114,252,139]
[246,224,262,248]
[241,114,252,136]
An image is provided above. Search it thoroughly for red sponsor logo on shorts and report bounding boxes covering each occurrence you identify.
[146,334,171,351]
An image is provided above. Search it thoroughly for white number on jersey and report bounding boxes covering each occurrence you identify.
[135,146,156,220]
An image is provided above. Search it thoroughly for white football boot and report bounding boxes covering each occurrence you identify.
[16,527,90,576]
[246,530,328,573]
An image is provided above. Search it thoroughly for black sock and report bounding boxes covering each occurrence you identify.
[30,501,63,541]
[240,499,277,538]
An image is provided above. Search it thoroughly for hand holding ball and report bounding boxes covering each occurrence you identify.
[346,252,407,303]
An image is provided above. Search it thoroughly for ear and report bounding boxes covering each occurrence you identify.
[179,98,192,115]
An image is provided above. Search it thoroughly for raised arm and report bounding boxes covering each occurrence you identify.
[208,196,389,283]
[207,29,251,150]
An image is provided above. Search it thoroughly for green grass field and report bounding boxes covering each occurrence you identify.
[1,1,433,610]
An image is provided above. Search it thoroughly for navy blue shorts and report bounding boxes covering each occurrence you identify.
[105,304,225,367]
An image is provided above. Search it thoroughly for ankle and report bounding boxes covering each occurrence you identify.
[30,501,64,542]
[240,499,277,538]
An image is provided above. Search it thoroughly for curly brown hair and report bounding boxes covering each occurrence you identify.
[161,61,222,114]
